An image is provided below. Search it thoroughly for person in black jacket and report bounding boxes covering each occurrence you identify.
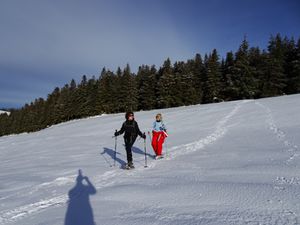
[115,111,146,168]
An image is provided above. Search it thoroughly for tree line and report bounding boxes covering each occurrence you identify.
[0,34,299,136]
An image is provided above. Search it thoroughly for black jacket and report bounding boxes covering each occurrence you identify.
[116,120,143,141]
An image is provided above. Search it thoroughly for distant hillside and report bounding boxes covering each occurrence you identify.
[0,110,10,116]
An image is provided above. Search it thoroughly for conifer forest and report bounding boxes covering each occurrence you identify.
[1,34,299,136]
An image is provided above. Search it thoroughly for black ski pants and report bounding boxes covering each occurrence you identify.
[124,135,136,163]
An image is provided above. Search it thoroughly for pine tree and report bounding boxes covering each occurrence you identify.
[174,60,198,105]
[192,54,204,103]
[119,64,138,112]
[136,65,157,110]
[221,51,239,100]
[85,76,98,116]
[290,38,300,93]
[76,75,90,117]
[66,79,78,120]
[46,87,61,125]
[248,47,264,98]
[203,49,222,103]
[157,58,176,108]
[261,34,287,97]
[232,38,257,99]
[283,37,298,94]
[98,69,117,113]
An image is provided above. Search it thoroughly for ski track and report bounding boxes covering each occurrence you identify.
[0,101,247,224]
[164,100,248,160]
[255,101,299,163]
[255,101,300,220]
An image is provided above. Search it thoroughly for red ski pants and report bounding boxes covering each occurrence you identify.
[151,131,166,156]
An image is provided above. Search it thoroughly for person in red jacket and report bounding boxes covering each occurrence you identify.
[151,113,168,159]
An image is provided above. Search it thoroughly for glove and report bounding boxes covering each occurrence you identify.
[141,133,146,139]
[114,131,119,136]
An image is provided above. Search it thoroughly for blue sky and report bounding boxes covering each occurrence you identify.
[0,0,299,109]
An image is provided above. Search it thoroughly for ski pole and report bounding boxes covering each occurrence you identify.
[147,131,152,142]
[114,130,117,167]
[144,132,148,168]
[163,131,169,158]
[165,137,168,158]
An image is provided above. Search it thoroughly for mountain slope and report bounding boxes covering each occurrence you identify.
[0,110,10,115]
[1,95,300,225]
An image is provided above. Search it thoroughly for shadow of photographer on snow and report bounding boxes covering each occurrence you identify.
[64,169,97,225]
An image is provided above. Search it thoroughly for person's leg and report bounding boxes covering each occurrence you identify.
[151,131,158,155]
[125,139,133,164]
[126,145,133,163]
[157,132,165,156]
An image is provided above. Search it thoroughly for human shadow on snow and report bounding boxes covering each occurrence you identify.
[131,146,155,159]
[101,147,126,167]
[101,145,155,167]
[64,169,97,225]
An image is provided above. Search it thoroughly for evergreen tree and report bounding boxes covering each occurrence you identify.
[203,49,222,103]
[248,47,264,98]
[85,76,98,116]
[76,75,90,117]
[261,34,287,97]
[157,58,176,108]
[290,38,300,93]
[136,65,157,110]
[46,87,61,125]
[232,38,257,99]
[283,37,299,94]
[66,79,78,120]
[174,60,198,105]
[192,53,204,103]
[221,51,239,100]
[98,69,117,113]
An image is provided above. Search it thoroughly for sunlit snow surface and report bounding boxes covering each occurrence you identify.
[1,95,300,225]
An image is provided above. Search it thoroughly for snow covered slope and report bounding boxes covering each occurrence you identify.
[0,110,10,115]
[1,94,300,225]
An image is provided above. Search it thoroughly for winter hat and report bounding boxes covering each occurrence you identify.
[125,111,134,120]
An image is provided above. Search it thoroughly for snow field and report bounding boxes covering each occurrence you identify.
[1,94,300,224]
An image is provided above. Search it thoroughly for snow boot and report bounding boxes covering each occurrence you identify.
[128,162,135,169]
[123,162,134,170]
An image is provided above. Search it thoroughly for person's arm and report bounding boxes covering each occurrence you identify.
[135,121,145,138]
[84,177,97,195]
[162,122,167,131]
[115,122,125,136]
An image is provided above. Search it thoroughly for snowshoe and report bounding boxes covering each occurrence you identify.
[123,163,135,170]
[128,162,135,169]
[155,155,164,160]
